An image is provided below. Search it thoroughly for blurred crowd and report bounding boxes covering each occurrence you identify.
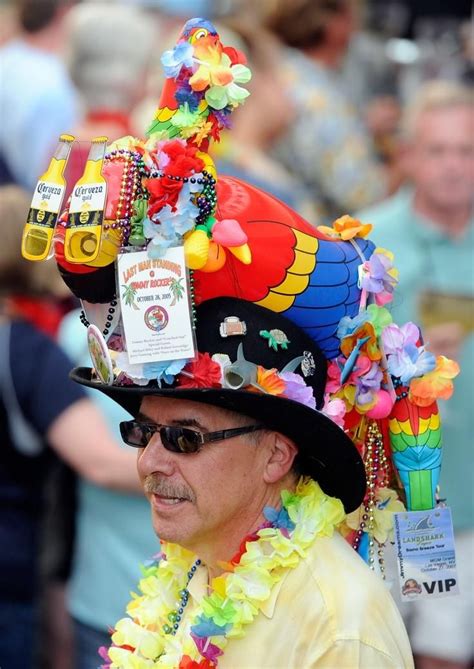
[0,1,472,668]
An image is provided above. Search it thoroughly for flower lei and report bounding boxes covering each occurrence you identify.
[100,478,345,668]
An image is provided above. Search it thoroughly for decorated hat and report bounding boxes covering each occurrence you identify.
[22,17,460,567]
[72,296,367,513]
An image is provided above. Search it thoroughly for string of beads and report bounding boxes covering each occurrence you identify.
[103,149,148,246]
[163,558,202,636]
[79,299,117,338]
[352,421,390,577]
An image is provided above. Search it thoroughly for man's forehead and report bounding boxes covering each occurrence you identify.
[139,396,242,425]
[416,105,473,139]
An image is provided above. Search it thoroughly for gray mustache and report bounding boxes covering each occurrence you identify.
[143,475,195,502]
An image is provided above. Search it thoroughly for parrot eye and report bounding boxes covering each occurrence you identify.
[192,28,208,41]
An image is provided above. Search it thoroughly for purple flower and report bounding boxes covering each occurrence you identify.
[355,362,383,405]
[387,344,436,384]
[98,646,111,667]
[213,109,233,129]
[280,371,316,409]
[360,249,398,305]
[382,322,419,355]
[191,633,224,662]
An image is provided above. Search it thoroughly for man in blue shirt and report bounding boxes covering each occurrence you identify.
[0,0,79,189]
[359,81,473,669]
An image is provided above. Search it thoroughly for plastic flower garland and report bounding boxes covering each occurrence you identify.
[100,478,345,668]
[178,350,317,409]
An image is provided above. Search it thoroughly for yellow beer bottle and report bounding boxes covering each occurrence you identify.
[21,134,74,261]
[65,136,108,263]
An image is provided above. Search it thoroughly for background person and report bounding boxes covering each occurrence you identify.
[0,185,142,669]
[263,0,387,223]
[0,0,79,189]
[59,311,160,669]
[64,2,156,190]
[358,81,474,669]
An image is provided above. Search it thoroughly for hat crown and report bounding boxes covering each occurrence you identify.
[194,297,327,409]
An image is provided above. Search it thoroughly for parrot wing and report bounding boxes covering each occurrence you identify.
[195,176,375,359]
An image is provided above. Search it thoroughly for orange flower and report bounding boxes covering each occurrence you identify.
[317,215,373,240]
[255,366,286,395]
[189,42,233,91]
[409,355,460,407]
[340,322,381,361]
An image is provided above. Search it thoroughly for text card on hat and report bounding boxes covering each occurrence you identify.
[118,247,195,365]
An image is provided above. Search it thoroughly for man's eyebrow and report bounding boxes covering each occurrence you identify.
[136,411,153,422]
[169,417,207,431]
[135,413,207,431]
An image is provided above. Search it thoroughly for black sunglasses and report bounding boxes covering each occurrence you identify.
[120,420,265,454]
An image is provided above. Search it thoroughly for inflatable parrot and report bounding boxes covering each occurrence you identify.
[21,17,460,569]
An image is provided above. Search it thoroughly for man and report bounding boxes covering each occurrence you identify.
[265,0,388,223]
[359,81,474,669]
[74,297,414,667]
[0,0,78,188]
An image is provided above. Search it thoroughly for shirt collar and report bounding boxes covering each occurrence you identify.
[403,187,474,244]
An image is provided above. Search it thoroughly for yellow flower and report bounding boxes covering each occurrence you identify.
[112,618,163,660]
[345,487,405,544]
[226,564,274,602]
[108,645,155,668]
[317,214,373,240]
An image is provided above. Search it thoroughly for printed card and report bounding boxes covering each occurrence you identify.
[393,507,459,601]
[118,247,195,365]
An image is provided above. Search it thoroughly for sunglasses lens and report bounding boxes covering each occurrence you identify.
[161,427,202,453]
[120,421,150,447]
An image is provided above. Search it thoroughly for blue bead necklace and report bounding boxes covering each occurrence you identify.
[163,558,202,636]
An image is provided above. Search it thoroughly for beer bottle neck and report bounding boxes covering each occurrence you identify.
[80,138,108,183]
[41,137,73,183]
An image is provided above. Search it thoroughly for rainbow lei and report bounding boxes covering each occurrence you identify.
[101,478,345,668]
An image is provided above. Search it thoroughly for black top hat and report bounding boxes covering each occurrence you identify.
[71,297,366,512]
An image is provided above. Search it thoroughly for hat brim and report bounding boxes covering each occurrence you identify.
[71,367,366,512]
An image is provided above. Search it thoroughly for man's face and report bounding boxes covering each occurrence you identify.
[136,397,271,552]
[409,105,474,211]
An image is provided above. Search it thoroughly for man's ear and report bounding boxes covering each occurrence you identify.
[263,431,298,484]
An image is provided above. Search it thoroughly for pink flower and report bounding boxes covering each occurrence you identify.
[321,395,346,428]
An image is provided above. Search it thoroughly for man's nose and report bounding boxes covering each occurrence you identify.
[137,434,176,478]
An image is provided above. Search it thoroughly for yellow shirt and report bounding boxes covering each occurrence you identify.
[187,532,414,668]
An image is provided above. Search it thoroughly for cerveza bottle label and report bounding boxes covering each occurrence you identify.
[68,181,107,227]
[28,180,66,227]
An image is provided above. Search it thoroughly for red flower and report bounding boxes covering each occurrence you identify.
[179,656,216,669]
[146,176,183,215]
[178,352,222,389]
[161,140,204,177]
[229,531,262,566]
[223,45,247,65]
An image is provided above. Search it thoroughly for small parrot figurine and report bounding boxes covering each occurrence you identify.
[147,17,248,151]
[387,391,442,510]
